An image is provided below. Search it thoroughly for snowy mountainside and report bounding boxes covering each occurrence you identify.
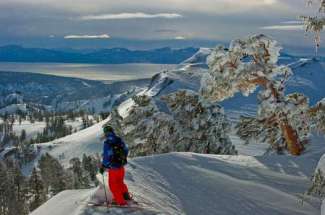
[179,47,212,69]
[28,49,325,214]
[36,118,110,167]
[286,58,325,105]
[0,92,23,107]
[31,152,322,215]
[142,51,325,121]
[38,49,325,164]
[0,71,149,113]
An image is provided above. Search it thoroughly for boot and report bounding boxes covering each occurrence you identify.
[123,192,132,201]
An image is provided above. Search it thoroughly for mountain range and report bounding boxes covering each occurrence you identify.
[0,45,198,64]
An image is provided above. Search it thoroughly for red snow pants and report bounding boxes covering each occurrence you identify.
[108,167,129,205]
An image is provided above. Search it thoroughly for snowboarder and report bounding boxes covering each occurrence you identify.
[99,124,131,206]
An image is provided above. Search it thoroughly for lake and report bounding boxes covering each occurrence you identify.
[0,62,177,81]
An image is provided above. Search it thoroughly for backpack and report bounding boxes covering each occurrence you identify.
[110,137,127,166]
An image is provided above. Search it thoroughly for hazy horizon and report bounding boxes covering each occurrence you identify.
[0,0,324,55]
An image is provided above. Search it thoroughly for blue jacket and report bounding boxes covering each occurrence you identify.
[102,132,129,169]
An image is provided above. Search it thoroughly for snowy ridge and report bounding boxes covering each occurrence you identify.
[179,47,212,69]
[31,152,323,215]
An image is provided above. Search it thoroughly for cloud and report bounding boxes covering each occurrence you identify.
[260,25,304,31]
[174,36,186,40]
[80,13,183,20]
[64,34,110,39]
[0,0,281,14]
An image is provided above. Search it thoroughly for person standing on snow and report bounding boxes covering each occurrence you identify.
[99,124,131,206]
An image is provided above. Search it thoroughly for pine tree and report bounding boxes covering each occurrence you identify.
[38,153,68,195]
[5,161,29,215]
[28,168,46,211]
[82,154,97,182]
[116,92,236,156]
[20,129,26,142]
[69,157,84,189]
[200,35,312,155]
[300,0,325,55]
[0,161,8,215]
[309,99,325,133]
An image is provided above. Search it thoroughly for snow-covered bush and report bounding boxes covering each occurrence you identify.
[201,34,309,155]
[111,91,236,156]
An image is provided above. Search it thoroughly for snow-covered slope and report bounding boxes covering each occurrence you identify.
[37,118,109,166]
[286,58,325,105]
[179,47,212,69]
[0,71,150,114]
[32,151,322,215]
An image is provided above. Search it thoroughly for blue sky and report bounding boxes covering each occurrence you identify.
[0,0,323,53]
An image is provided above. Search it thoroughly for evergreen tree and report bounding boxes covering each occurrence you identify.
[0,162,8,215]
[114,92,236,156]
[69,157,84,189]
[5,161,29,215]
[82,154,98,182]
[301,0,325,55]
[38,153,68,195]
[200,35,311,155]
[20,129,26,142]
[28,168,46,211]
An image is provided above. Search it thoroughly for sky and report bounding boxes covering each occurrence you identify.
[0,0,323,53]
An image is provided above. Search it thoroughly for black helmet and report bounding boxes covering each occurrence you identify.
[103,124,114,134]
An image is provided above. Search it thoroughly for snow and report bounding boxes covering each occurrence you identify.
[179,47,212,69]
[26,49,325,214]
[31,189,93,215]
[31,151,323,215]
[229,132,269,156]
[0,146,17,158]
[13,120,46,140]
[55,95,118,113]
[37,118,110,166]
[0,103,27,114]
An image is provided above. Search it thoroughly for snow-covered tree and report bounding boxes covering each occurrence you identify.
[309,99,325,133]
[201,34,309,155]
[121,94,174,156]
[116,92,236,156]
[301,0,325,55]
[162,90,235,154]
[235,116,263,145]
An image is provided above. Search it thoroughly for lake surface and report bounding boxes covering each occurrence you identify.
[0,62,177,81]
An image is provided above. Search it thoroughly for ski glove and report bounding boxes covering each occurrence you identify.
[99,166,105,175]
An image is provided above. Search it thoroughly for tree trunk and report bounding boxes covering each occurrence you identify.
[280,121,304,156]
